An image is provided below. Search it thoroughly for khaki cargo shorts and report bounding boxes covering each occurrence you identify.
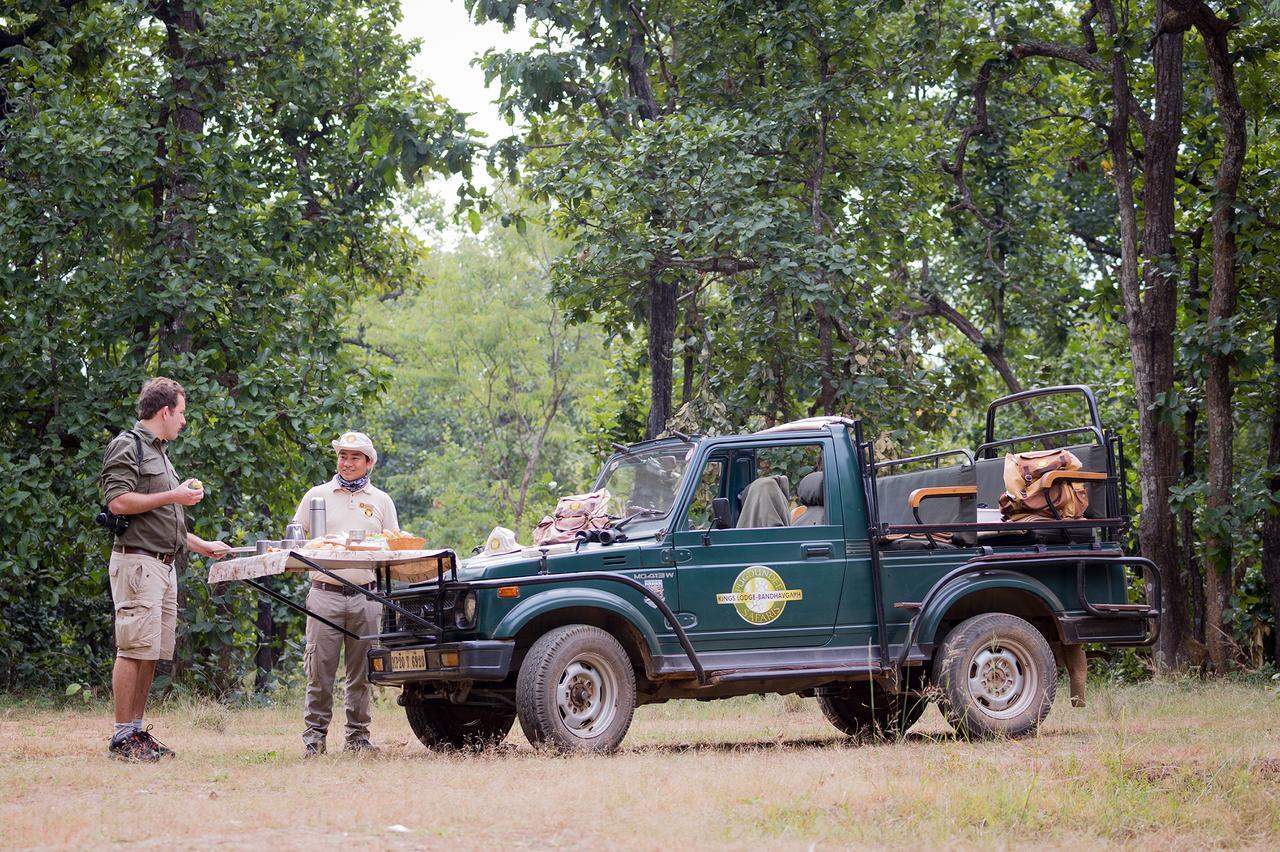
[108,551,178,661]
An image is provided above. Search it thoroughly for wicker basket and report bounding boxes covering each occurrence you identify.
[388,536,426,551]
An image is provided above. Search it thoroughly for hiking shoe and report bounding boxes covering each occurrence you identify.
[108,732,160,763]
[343,738,379,754]
[303,741,326,758]
[137,727,176,759]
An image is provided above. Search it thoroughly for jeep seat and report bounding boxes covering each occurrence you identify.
[792,471,825,526]
[875,462,976,550]
[973,443,1109,544]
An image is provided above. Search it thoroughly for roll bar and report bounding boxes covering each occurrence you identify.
[875,447,975,471]
[981,385,1104,459]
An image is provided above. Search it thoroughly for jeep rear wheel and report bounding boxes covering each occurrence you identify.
[931,612,1056,739]
[818,668,928,741]
[405,702,515,750]
[515,624,636,753]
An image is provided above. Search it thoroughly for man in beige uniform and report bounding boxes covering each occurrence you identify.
[100,377,231,762]
[291,431,398,756]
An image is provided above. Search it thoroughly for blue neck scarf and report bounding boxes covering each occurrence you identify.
[337,473,369,492]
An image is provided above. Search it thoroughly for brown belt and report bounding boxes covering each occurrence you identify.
[311,579,376,596]
[112,545,177,565]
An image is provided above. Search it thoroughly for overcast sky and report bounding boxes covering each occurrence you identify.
[397,1,534,198]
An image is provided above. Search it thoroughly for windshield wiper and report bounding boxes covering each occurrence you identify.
[614,507,667,531]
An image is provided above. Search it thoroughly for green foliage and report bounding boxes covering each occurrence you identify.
[473,0,1280,668]
[360,210,608,546]
[0,0,474,690]
[4,0,1280,691]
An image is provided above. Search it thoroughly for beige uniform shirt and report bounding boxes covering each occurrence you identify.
[291,477,399,584]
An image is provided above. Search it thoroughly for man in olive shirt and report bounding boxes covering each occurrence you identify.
[291,431,398,756]
[100,377,231,762]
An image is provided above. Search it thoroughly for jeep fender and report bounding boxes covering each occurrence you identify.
[492,586,663,657]
[915,569,1066,648]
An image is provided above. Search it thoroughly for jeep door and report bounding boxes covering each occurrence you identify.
[668,438,845,650]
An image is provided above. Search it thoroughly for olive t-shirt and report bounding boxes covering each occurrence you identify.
[99,422,187,555]
[291,478,399,585]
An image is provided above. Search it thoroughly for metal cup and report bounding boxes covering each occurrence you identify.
[283,523,305,545]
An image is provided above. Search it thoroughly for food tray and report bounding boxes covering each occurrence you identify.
[207,547,456,584]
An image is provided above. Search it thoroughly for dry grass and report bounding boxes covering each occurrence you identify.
[1,680,1277,850]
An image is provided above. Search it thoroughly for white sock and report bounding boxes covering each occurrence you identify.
[132,718,143,733]
[112,722,132,741]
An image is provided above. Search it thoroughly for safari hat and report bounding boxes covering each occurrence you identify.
[483,526,521,556]
[332,431,377,465]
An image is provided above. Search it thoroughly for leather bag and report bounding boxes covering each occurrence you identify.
[532,489,613,545]
[998,449,1089,522]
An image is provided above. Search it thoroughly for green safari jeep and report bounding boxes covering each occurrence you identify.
[367,385,1160,752]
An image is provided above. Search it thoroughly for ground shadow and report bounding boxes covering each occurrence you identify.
[374,725,1080,760]
[623,726,1079,754]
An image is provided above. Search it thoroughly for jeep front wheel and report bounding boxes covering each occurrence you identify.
[515,625,637,753]
[405,702,515,750]
[931,612,1056,739]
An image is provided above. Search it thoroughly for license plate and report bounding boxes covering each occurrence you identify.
[390,649,427,672]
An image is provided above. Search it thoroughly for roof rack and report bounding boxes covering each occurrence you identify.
[755,415,857,434]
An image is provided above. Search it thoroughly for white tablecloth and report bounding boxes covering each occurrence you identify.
[207,548,455,584]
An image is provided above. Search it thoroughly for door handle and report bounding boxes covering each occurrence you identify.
[801,543,832,558]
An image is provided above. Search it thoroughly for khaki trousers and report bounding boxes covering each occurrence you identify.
[302,587,380,746]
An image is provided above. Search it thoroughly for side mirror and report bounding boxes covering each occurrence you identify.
[711,497,731,530]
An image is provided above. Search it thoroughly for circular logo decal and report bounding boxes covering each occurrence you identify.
[715,565,803,625]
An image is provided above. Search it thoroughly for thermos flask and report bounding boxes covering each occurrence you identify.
[309,497,327,537]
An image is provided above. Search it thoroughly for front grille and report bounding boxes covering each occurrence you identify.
[391,592,452,634]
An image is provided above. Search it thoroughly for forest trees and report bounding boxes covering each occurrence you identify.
[471,0,957,441]
[950,0,1278,669]
[474,0,1280,670]
[0,0,474,690]
[1,0,1278,691]
[357,216,608,547]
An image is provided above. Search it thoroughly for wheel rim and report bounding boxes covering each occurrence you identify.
[965,637,1039,718]
[555,652,618,738]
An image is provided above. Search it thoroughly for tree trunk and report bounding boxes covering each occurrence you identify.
[1176,0,1247,672]
[817,306,835,414]
[155,0,204,358]
[1101,0,1190,668]
[1181,227,1206,645]
[1262,304,1280,665]
[627,5,673,440]
[645,271,677,438]
[811,42,835,415]
[1008,0,1198,668]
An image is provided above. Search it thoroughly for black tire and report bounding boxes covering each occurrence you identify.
[404,701,515,750]
[515,624,637,753]
[931,612,1057,739]
[818,668,928,741]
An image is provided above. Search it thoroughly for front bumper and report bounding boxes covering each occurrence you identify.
[368,640,514,684]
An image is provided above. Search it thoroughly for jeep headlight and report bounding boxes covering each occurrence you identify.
[454,591,478,628]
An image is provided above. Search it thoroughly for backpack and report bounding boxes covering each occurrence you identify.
[532,489,613,545]
[998,448,1089,522]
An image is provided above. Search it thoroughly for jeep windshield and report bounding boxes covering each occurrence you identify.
[594,441,696,528]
